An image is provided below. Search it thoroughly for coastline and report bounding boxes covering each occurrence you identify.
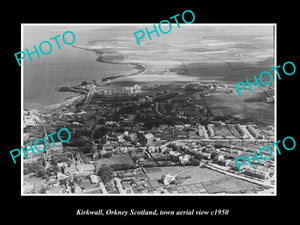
[33,44,157,112]
[41,94,85,112]
[33,44,140,112]
[72,45,147,82]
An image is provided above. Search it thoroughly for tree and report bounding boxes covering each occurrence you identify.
[225,155,234,160]
[195,154,203,161]
[214,143,223,148]
[36,165,47,178]
[66,137,90,147]
[97,165,114,183]
[39,187,46,194]
[111,163,132,171]
[79,145,91,154]
[46,165,58,176]
[190,158,200,166]
[37,157,45,166]
[51,155,69,164]
[211,152,218,160]
[94,127,108,139]
[200,149,206,153]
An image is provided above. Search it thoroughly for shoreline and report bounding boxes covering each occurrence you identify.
[72,45,147,82]
[35,45,149,111]
[40,94,85,112]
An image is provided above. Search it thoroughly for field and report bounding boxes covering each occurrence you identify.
[145,166,264,194]
[23,174,46,193]
[180,58,274,83]
[204,87,274,126]
[95,154,135,170]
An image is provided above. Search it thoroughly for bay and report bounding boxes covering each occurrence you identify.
[23,27,135,109]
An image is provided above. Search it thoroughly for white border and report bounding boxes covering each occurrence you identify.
[21,23,277,196]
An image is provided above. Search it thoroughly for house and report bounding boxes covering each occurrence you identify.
[64,165,78,175]
[188,130,198,138]
[243,168,270,180]
[169,150,181,157]
[177,131,188,138]
[23,144,45,159]
[114,178,126,194]
[159,125,169,130]
[57,172,69,180]
[46,142,64,156]
[216,159,231,166]
[137,131,145,141]
[102,146,114,152]
[179,155,191,165]
[217,154,225,161]
[174,125,184,130]
[202,152,212,160]
[123,183,134,194]
[64,163,95,176]
[129,133,137,142]
[141,133,154,145]
[126,114,135,121]
[99,181,108,194]
[57,162,67,172]
[90,174,100,184]
[230,162,246,172]
[207,124,215,137]
[117,134,125,142]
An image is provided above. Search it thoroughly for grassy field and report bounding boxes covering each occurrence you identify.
[201,176,263,194]
[204,87,274,126]
[145,166,263,194]
[23,174,46,193]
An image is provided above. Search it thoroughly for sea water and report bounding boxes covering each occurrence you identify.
[23,26,135,109]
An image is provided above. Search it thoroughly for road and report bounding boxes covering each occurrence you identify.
[83,84,96,107]
[155,102,162,116]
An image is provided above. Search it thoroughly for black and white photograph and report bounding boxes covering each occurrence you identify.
[21,24,276,195]
[4,4,298,223]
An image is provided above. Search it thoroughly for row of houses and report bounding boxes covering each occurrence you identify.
[23,142,64,159]
[230,162,271,180]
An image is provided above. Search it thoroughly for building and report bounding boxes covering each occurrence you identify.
[202,152,212,160]
[128,133,137,142]
[23,144,45,159]
[247,125,262,139]
[137,131,145,141]
[90,174,100,184]
[179,155,191,165]
[207,124,215,137]
[114,178,126,194]
[46,142,64,156]
[99,181,108,194]
[243,168,270,180]
[237,124,254,140]
[162,174,176,185]
[141,133,154,145]
[117,134,125,142]
[216,159,231,166]
[64,163,95,176]
[230,162,246,172]
[159,125,169,130]
[217,154,225,161]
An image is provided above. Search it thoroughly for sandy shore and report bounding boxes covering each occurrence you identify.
[41,94,85,111]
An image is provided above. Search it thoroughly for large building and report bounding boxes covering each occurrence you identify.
[140,133,154,145]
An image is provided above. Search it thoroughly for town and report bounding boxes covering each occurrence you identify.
[23,80,275,194]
